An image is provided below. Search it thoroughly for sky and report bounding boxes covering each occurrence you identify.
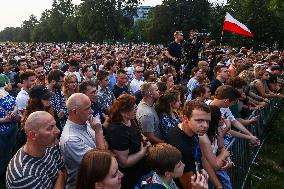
[0,0,226,31]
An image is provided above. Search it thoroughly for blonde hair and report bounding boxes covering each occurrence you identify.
[62,73,79,98]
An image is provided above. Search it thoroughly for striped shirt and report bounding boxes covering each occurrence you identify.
[6,146,64,189]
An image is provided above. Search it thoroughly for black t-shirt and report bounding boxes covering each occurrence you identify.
[112,85,130,98]
[167,41,183,65]
[210,79,223,95]
[105,122,142,153]
[105,121,148,189]
[268,73,278,84]
[165,127,199,173]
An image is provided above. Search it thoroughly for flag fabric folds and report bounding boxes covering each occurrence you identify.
[223,12,253,37]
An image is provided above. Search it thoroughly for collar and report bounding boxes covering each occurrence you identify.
[20,88,29,94]
[66,119,87,131]
[141,99,153,107]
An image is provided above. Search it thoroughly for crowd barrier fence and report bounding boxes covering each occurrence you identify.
[227,98,282,189]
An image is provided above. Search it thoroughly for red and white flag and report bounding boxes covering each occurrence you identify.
[223,12,253,37]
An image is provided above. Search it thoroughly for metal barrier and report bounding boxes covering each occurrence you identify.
[226,98,282,189]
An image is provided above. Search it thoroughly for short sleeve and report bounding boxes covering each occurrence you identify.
[220,108,236,121]
[62,137,93,165]
[16,96,28,111]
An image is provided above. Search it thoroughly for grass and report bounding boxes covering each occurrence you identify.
[249,105,284,189]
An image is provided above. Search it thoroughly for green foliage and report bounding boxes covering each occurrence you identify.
[144,0,210,44]
[0,0,283,48]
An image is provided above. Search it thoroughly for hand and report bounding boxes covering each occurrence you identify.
[258,101,267,107]
[140,142,149,156]
[58,110,65,119]
[89,115,102,132]
[220,159,233,170]
[55,168,67,187]
[191,171,208,189]
[249,135,260,146]
[218,119,231,137]
[4,115,13,123]
[263,98,270,103]
[250,104,264,110]
[249,116,259,124]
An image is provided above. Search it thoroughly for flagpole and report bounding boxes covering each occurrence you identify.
[220,30,224,48]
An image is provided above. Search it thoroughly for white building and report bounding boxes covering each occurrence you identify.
[133,6,152,22]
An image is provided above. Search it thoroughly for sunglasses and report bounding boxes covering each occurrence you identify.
[135,71,144,73]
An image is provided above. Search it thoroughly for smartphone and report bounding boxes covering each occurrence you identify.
[195,162,201,173]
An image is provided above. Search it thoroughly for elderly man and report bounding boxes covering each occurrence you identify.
[59,93,107,189]
[6,111,66,189]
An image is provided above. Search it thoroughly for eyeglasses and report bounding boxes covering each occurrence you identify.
[135,71,144,73]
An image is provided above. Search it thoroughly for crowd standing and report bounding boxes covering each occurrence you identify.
[0,30,284,189]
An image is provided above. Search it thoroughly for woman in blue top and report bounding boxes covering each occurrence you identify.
[155,91,181,139]
[0,77,19,177]
[186,67,204,101]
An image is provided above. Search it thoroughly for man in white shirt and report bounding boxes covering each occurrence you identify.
[130,65,144,93]
[16,70,36,114]
[205,85,260,146]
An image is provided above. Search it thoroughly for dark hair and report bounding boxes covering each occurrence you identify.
[207,105,221,142]
[144,70,154,81]
[51,57,58,63]
[190,67,200,78]
[155,91,180,116]
[147,143,182,175]
[116,69,126,75]
[192,84,208,100]
[47,70,65,83]
[156,82,167,95]
[256,69,269,79]
[96,70,109,81]
[104,59,116,71]
[79,80,97,93]
[19,70,35,82]
[226,77,247,89]
[215,85,239,101]
[75,149,114,189]
[109,94,136,123]
[213,65,227,77]
[160,74,172,83]
[17,59,27,66]
[21,98,54,128]
[271,65,281,71]
[181,101,211,119]
[170,85,188,107]
[82,65,92,75]
[69,59,79,67]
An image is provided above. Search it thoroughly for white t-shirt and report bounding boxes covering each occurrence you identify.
[16,88,29,112]
[130,78,144,94]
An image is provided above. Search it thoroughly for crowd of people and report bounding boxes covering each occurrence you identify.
[0,30,283,189]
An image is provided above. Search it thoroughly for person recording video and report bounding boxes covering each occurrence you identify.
[165,31,184,83]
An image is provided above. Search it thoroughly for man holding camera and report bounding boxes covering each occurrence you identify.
[165,31,184,83]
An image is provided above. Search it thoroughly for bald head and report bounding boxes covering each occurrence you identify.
[24,111,53,132]
[66,93,90,113]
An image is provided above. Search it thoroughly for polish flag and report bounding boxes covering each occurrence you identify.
[223,12,253,37]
